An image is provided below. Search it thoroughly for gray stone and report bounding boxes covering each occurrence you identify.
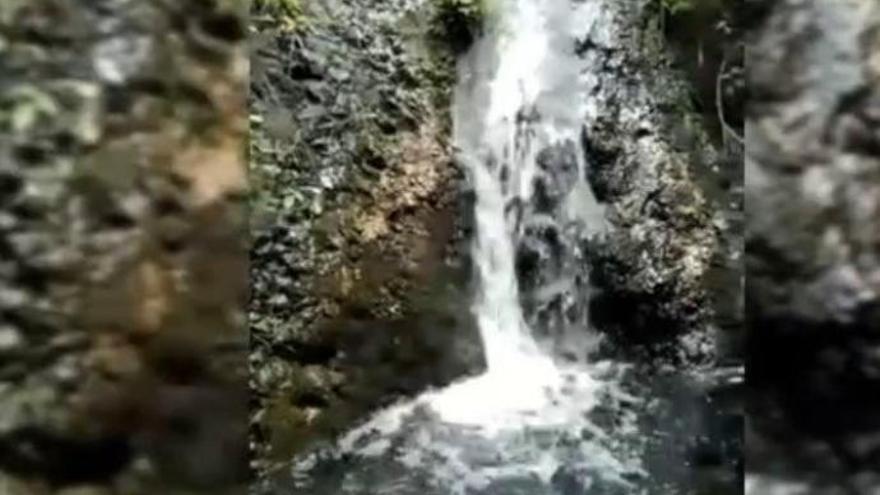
[746,0,880,489]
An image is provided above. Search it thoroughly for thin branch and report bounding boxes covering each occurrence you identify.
[716,56,744,146]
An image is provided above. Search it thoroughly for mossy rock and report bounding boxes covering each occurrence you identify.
[252,0,304,32]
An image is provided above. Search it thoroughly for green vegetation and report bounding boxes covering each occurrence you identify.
[252,0,304,32]
[661,0,697,15]
[656,0,742,148]
[437,0,486,22]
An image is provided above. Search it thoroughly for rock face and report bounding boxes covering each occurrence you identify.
[571,0,735,363]
[249,0,482,479]
[746,0,880,490]
[514,139,598,357]
[500,0,736,366]
[0,1,249,493]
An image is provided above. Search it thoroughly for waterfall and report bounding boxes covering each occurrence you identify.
[455,0,551,373]
[454,0,603,372]
[423,0,608,427]
[289,1,645,492]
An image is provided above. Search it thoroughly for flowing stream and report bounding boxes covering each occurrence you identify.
[285,1,741,493]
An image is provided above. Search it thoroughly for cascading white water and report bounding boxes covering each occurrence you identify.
[422,0,611,427]
[456,0,551,374]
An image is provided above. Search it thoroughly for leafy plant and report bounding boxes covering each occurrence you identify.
[252,0,304,32]
[661,0,697,15]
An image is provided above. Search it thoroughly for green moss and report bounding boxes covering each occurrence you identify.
[252,0,304,32]
[253,0,301,15]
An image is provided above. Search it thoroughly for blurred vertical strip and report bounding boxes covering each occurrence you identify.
[745,0,880,492]
[0,1,249,494]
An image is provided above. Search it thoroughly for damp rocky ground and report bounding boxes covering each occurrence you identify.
[0,1,249,493]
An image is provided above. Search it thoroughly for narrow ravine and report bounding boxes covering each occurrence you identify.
[275,0,742,493]
[283,2,641,493]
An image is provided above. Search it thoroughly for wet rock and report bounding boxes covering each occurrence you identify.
[532,141,579,213]
[0,327,24,354]
[572,1,721,360]
[550,467,586,494]
[746,0,880,489]
[509,136,596,354]
[249,0,476,478]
